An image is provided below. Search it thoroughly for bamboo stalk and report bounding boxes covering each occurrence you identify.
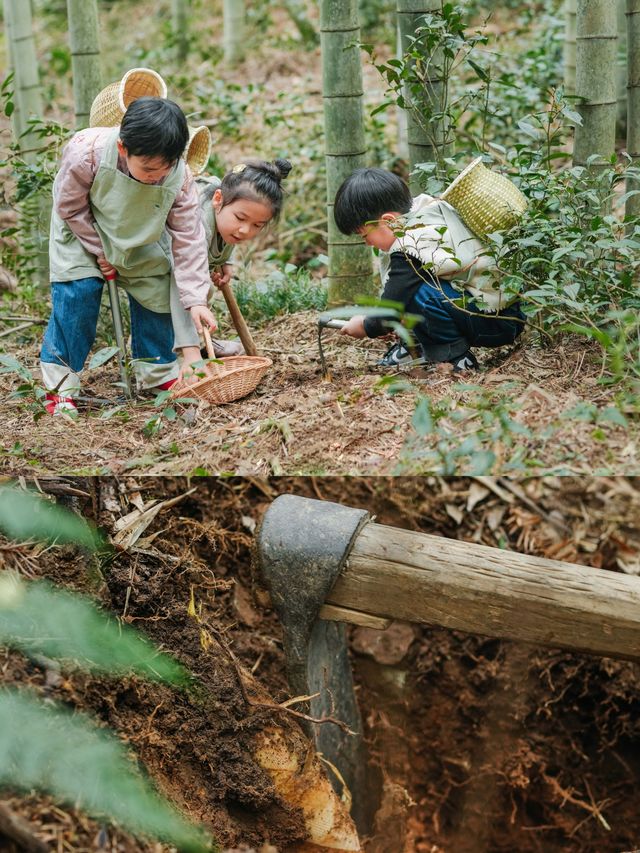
[66,0,102,129]
[617,0,628,137]
[172,0,189,63]
[320,0,375,304]
[4,0,42,155]
[223,0,245,65]
[4,0,49,287]
[3,0,22,141]
[563,0,577,96]
[627,0,640,220]
[573,0,617,167]
[396,21,409,160]
[397,0,450,189]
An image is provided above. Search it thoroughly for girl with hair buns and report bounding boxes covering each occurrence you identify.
[172,158,292,379]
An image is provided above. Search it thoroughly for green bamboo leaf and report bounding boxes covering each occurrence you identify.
[0,486,103,551]
[0,574,191,686]
[0,688,215,853]
[412,398,434,436]
[467,59,490,83]
[88,346,120,370]
[0,354,33,381]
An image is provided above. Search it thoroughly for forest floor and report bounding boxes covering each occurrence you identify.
[0,313,638,477]
[1,3,639,476]
[1,475,640,853]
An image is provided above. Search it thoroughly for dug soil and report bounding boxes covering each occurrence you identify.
[1,476,640,852]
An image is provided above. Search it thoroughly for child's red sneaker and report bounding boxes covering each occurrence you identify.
[155,379,177,392]
[44,393,78,416]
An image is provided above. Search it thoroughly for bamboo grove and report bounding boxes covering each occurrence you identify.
[2,1,639,300]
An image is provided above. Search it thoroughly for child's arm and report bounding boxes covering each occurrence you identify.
[353,253,416,339]
[54,129,105,258]
[165,172,215,318]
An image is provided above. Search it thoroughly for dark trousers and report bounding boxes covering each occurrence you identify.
[409,277,525,362]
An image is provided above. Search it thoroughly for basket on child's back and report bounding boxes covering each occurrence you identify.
[89,67,212,175]
[441,156,527,239]
[89,67,167,127]
[171,329,272,405]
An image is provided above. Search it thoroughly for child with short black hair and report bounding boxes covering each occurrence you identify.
[333,167,525,370]
[173,158,292,376]
[41,97,216,414]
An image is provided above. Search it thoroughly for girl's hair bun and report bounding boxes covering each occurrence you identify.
[274,158,292,180]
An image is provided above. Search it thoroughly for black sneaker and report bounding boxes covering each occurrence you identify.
[378,341,416,367]
[450,350,479,372]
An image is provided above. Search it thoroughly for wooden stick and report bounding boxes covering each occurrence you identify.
[1,315,46,323]
[219,283,258,356]
[0,802,48,853]
[0,321,36,337]
[325,522,640,663]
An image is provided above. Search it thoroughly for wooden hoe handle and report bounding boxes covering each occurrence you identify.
[220,283,258,356]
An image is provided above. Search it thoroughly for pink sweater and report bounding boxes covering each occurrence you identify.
[53,127,210,309]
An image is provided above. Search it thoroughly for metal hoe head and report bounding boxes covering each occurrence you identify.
[317,312,347,377]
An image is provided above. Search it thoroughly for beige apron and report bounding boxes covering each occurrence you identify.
[49,128,185,313]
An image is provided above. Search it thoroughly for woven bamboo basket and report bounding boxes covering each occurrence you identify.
[184,125,211,175]
[89,67,167,127]
[441,157,527,239]
[171,329,271,405]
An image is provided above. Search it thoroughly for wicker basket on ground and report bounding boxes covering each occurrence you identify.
[171,329,272,405]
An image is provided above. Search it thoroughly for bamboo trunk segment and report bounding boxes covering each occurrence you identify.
[4,0,43,154]
[617,0,628,137]
[67,0,102,129]
[397,0,450,189]
[564,0,577,96]
[223,0,245,65]
[4,0,49,287]
[172,0,189,63]
[320,0,375,304]
[627,0,640,220]
[573,0,618,166]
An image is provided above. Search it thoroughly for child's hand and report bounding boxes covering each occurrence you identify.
[210,264,233,290]
[97,256,117,279]
[189,304,218,333]
[340,315,367,339]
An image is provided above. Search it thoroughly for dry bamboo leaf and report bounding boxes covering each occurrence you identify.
[112,489,197,550]
[445,504,464,525]
[466,482,490,512]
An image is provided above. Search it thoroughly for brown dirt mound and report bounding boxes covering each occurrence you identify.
[1,476,640,852]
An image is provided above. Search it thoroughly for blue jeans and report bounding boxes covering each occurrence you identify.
[41,277,176,373]
[410,277,525,362]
